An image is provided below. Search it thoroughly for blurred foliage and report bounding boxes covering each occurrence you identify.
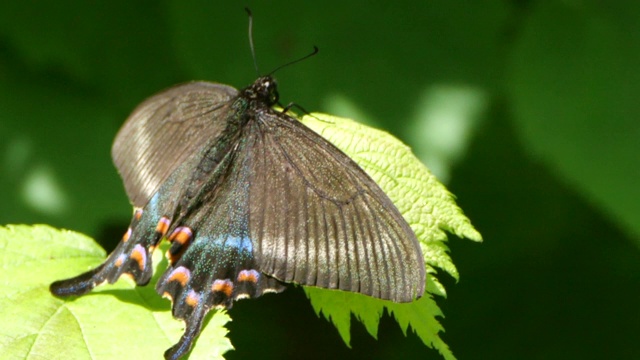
[0,0,638,359]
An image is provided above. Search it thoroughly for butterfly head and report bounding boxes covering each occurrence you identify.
[243,76,279,106]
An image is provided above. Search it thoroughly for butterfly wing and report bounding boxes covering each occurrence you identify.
[151,107,425,358]
[246,110,426,302]
[112,81,238,207]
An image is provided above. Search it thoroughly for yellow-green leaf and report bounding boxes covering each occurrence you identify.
[0,225,233,360]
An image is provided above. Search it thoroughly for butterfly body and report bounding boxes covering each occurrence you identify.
[51,76,425,359]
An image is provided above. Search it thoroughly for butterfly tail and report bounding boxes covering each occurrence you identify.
[163,303,207,360]
[50,210,161,298]
[50,264,107,296]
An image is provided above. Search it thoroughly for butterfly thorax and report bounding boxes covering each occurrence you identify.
[240,76,279,107]
[178,78,277,211]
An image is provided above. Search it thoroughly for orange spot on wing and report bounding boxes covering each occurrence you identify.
[169,227,192,245]
[130,246,146,271]
[167,268,190,286]
[122,228,132,242]
[115,254,125,267]
[185,291,200,307]
[212,280,234,298]
[155,217,170,236]
[237,270,259,283]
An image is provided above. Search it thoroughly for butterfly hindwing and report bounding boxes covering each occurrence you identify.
[153,123,286,360]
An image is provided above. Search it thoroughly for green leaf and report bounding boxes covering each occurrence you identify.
[301,113,481,359]
[0,225,233,360]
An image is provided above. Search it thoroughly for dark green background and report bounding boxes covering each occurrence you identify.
[1,1,638,359]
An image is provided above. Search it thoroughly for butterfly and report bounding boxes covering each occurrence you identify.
[50,10,425,360]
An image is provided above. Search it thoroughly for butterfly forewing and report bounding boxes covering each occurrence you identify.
[112,82,238,207]
[245,110,425,302]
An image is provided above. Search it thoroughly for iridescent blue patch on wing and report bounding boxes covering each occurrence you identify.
[223,235,253,254]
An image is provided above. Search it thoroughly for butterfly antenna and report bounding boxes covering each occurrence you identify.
[245,7,260,76]
[268,46,319,76]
